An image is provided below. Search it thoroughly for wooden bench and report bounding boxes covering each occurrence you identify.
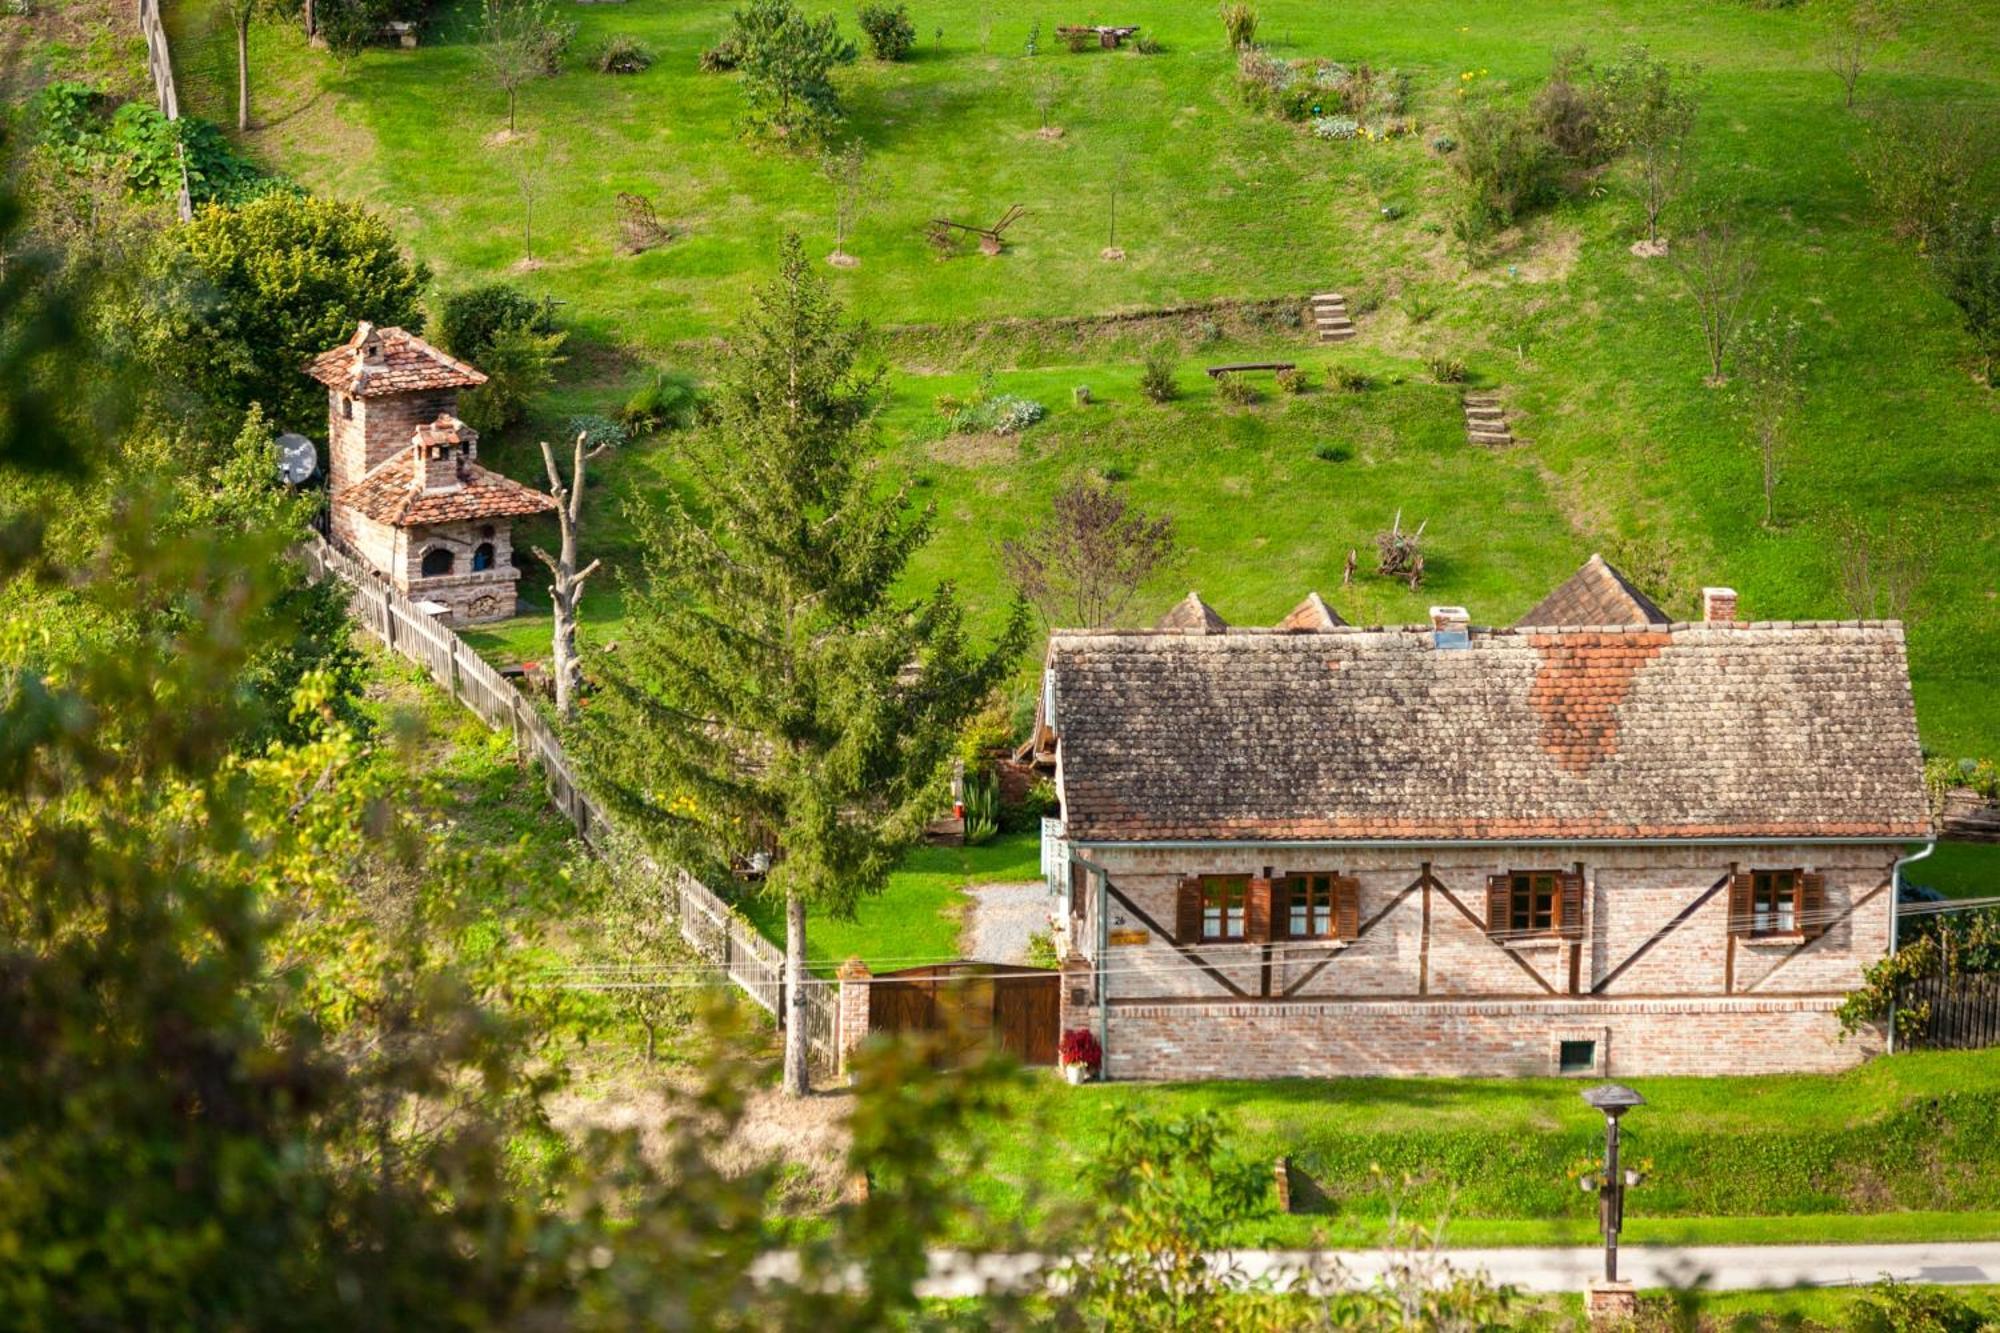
[1205,361,1296,378]
[1057,23,1139,48]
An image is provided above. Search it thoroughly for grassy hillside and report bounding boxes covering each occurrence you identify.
[169,0,2000,763]
[967,1049,2000,1248]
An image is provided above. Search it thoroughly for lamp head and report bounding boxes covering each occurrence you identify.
[1581,1083,1646,1117]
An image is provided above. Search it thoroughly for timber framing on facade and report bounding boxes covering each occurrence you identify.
[1042,558,1932,1082]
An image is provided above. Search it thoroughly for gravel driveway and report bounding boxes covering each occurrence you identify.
[960,881,1053,965]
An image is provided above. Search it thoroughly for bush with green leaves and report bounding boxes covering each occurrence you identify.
[1332,364,1373,392]
[1138,344,1179,402]
[621,368,704,432]
[1274,366,1308,394]
[1854,1279,1998,1333]
[962,771,999,845]
[949,392,1046,435]
[1930,205,2000,383]
[1314,442,1353,462]
[37,82,265,207]
[591,33,654,73]
[1213,371,1257,405]
[1446,94,1562,243]
[437,282,557,364]
[857,2,915,60]
[563,413,629,452]
[137,192,429,430]
[1428,354,1468,383]
[458,321,567,434]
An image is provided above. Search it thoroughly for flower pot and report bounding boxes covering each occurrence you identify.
[1063,1062,1088,1085]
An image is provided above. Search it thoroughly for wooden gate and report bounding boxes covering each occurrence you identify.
[869,963,1060,1067]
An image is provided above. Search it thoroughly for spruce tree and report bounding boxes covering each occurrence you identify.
[582,235,1025,1094]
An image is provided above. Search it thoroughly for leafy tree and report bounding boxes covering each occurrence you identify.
[479,0,573,133]
[1852,103,1994,249]
[1733,307,1806,526]
[1000,474,1177,629]
[580,235,1026,1095]
[732,0,854,144]
[1600,45,1700,249]
[137,191,429,431]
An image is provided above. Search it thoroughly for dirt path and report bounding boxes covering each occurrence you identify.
[960,881,1052,965]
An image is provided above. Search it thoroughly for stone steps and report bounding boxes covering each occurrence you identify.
[1310,291,1355,343]
[1462,391,1514,446]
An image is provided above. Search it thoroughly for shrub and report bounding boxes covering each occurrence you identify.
[1332,365,1373,392]
[438,282,557,363]
[1025,930,1060,970]
[948,393,1046,435]
[1430,133,1457,153]
[459,321,567,434]
[1134,35,1161,55]
[1314,442,1352,462]
[731,0,854,142]
[1428,354,1468,383]
[37,82,264,206]
[1062,27,1094,53]
[1311,115,1359,141]
[1532,45,1611,166]
[1213,372,1257,405]
[1930,207,2000,382]
[698,35,741,70]
[1072,384,1092,405]
[1274,366,1308,394]
[857,3,915,60]
[564,413,629,451]
[621,369,702,432]
[1138,345,1179,402]
[592,33,653,73]
[1218,1,1257,51]
[1854,104,1993,249]
[962,772,999,845]
[1447,96,1562,242]
[932,392,965,417]
[1853,1279,1996,1333]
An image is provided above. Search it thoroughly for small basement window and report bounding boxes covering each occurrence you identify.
[1559,1039,1597,1075]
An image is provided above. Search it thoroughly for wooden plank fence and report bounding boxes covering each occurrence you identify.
[1898,972,2000,1051]
[300,536,833,1067]
[135,0,194,222]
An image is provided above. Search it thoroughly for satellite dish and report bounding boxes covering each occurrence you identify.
[276,433,318,486]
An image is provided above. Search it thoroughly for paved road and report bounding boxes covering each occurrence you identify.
[903,1243,2000,1298]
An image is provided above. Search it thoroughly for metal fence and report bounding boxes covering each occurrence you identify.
[135,0,194,221]
[301,536,836,1068]
[1898,972,2000,1051]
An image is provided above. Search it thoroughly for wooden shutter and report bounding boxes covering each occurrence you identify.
[1486,874,1510,937]
[1175,877,1203,944]
[1247,877,1273,943]
[1728,872,1753,938]
[1268,877,1291,941]
[1800,870,1827,941]
[1558,871,1585,939]
[1333,875,1361,940]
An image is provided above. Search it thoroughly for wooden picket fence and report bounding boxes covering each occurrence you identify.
[301,536,832,1066]
[1898,972,2000,1051]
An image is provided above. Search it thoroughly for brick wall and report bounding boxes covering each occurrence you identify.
[326,387,459,493]
[1067,841,1900,1079]
[1100,995,1881,1080]
[837,958,871,1073]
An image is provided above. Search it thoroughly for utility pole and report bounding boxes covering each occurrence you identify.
[1580,1082,1646,1324]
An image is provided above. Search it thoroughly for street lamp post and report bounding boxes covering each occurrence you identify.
[1579,1082,1645,1321]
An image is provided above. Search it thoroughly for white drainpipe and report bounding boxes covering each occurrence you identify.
[1886,840,1937,1055]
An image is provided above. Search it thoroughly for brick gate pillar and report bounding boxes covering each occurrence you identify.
[836,956,872,1075]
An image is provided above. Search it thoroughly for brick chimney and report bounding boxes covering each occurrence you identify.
[1702,587,1739,624]
[412,416,474,492]
[1430,605,1470,650]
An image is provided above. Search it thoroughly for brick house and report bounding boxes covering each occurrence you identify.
[306,323,555,624]
[1042,560,1933,1081]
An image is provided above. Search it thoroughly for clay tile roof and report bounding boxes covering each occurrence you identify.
[1517,553,1670,628]
[333,451,556,528]
[1277,592,1347,631]
[304,322,488,397]
[1047,622,1928,843]
[1156,591,1229,633]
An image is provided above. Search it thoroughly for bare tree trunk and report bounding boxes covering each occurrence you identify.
[304,0,315,38]
[532,433,604,721]
[236,14,251,132]
[783,891,811,1096]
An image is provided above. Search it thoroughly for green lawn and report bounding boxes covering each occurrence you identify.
[736,828,1042,972]
[170,0,2000,760]
[1914,841,2000,901]
[958,1050,2000,1248]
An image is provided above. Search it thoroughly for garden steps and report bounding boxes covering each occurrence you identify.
[1310,291,1355,342]
[1462,391,1514,446]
